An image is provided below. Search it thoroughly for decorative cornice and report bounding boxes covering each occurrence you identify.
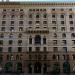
[0,2,75,7]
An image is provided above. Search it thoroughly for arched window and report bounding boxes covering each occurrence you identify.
[29,36,32,44]
[63,61,70,73]
[43,37,46,44]
[16,62,22,72]
[35,35,41,44]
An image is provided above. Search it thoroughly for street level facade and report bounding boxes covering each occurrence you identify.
[0,2,75,74]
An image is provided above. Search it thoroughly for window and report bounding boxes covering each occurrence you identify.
[44,55,47,60]
[18,47,22,52]
[63,55,66,60]
[43,37,46,44]
[18,40,22,45]
[69,14,72,18]
[2,21,6,25]
[11,21,14,25]
[62,40,67,45]
[60,14,64,18]
[19,21,23,25]
[35,21,40,25]
[43,47,47,52]
[10,27,14,31]
[3,15,6,18]
[16,55,19,60]
[52,27,56,31]
[0,40,3,45]
[29,37,32,44]
[29,14,32,18]
[53,47,58,52]
[20,15,23,18]
[62,33,66,38]
[72,40,75,44]
[52,8,55,11]
[71,33,75,38]
[11,9,15,11]
[3,9,6,12]
[36,14,40,18]
[11,15,15,18]
[29,55,32,59]
[18,33,22,38]
[53,40,57,45]
[52,54,56,60]
[35,47,40,52]
[72,55,75,60]
[70,27,74,31]
[53,33,57,38]
[0,47,3,52]
[70,21,73,24]
[35,35,41,44]
[43,14,47,18]
[1,27,5,31]
[52,21,56,24]
[61,21,64,24]
[29,47,32,52]
[19,27,23,31]
[9,33,13,38]
[52,14,56,18]
[20,9,23,11]
[63,47,67,52]
[8,47,12,52]
[61,27,65,31]
[28,21,32,24]
[9,40,13,45]
[0,33,4,38]
[43,21,47,24]
[0,54,3,62]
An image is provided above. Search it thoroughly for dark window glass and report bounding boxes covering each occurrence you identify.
[18,47,22,52]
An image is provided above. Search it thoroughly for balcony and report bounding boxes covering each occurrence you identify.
[25,28,49,34]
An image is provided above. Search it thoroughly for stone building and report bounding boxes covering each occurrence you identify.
[0,2,75,74]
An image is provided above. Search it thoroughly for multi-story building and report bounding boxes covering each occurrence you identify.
[0,1,75,74]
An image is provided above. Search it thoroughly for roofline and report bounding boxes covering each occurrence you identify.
[0,2,75,6]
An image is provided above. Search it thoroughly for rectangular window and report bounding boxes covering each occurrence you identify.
[43,38,46,44]
[9,40,13,45]
[8,47,12,52]
[35,47,40,52]
[0,40,3,45]
[53,47,58,52]
[18,40,22,45]
[63,47,67,52]
[29,47,32,52]
[52,14,56,18]
[2,21,6,25]
[70,21,73,24]
[61,21,64,24]
[0,47,3,52]
[1,27,5,31]
[18,47,22,52]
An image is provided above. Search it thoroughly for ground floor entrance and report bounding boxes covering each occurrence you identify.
[28,62,47,74]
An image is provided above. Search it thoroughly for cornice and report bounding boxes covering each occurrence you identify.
[0,2,75,7]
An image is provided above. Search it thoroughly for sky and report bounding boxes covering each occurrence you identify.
[1,0,75,2]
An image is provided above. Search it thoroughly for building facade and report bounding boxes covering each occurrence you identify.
[0,2,75,74]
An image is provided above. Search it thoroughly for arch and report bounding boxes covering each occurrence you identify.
[4,62,13,73]
[16,62,22,73]
[43,63,47,73]
[28,63,32,73]
[35,35,41,44]
[63,61,70,73]
[34,62,41,73]
[52,62,60,73]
